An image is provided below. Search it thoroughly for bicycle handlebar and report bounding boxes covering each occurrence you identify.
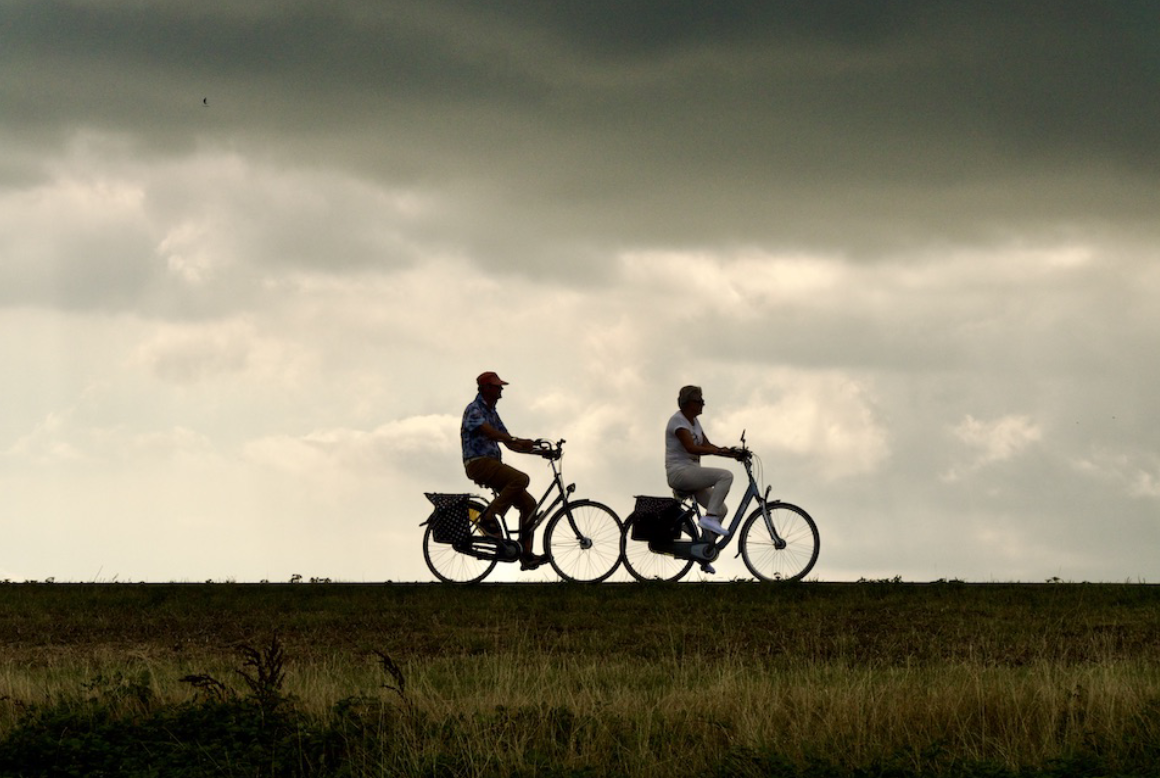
[531,438,565,460]
[729,444,753,462]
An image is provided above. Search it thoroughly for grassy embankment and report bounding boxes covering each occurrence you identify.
[1,582,1159,776]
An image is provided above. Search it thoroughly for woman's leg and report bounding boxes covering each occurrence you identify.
[668,465,733,518]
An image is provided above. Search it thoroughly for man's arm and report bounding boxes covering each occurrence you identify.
[479,422,534,452]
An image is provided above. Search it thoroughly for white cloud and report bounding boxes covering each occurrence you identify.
[620,249,846,315]
[0,153,154,308]
[4,411,86,465]
[3,395,217,470]
[943,414,1043,482]
[244,414,458,481]
[132,322,253,384]
[1071,448,1160,501]
[130,318,314,387]
[158,220,221,285]
[715,373,891,481]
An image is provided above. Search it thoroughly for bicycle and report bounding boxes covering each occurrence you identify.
[620,431,820,582]
[422,439,623,584]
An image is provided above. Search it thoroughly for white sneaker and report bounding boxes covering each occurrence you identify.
[699,515,728,536]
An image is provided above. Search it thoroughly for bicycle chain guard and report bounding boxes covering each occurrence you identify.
[654,539,719,563]
[453,536,522,562]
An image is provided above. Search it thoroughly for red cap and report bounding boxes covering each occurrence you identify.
[476,371,509,387]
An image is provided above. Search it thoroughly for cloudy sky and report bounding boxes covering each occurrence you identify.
[2,1,1157,583]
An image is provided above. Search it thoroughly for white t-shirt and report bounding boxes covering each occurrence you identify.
[665,410,704,473]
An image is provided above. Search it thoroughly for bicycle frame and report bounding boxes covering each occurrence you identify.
[487,439,583,542]
[621,429,818,582]
[673,434,787,560]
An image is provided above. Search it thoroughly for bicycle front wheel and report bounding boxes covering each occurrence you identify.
[739,501,819,582]
[544,500,623,583]
[423,498,498,584]
[620,514,697,582]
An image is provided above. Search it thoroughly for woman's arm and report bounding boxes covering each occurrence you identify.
[675,427,730,457]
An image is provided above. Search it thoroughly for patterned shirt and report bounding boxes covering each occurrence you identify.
[461,393,508,462]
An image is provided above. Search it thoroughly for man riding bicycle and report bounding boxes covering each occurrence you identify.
[461,371,549,570]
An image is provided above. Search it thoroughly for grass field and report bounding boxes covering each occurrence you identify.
[1,581,1159,776]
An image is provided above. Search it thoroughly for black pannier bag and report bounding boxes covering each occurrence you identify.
[425,493,472,545]
[628,495,685,549]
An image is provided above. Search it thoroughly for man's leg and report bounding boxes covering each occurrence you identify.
[513,490,538,555]
[466,458,535,539]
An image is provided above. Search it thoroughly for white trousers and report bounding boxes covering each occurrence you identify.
[667,464,733,519]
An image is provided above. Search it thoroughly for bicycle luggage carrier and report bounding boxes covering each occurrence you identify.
[424,493,472,545]
[627,495,684,547]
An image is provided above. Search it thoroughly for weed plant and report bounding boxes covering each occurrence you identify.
[0,582,1159,776]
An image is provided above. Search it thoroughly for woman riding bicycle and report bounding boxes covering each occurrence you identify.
[665,385,744,539]
[460,371,549,570]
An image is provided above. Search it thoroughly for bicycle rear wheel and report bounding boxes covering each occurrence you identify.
[423,498,498,583]
[620,514,697,582]
[544,499,623,583]
[739,501,819,582]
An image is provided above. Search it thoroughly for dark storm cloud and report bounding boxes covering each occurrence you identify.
[7,1,1157,156]
[3,0,1157,270]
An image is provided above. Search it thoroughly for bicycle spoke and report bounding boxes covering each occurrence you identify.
[423,500,497,583]
[739,502,819,582]
[620,516,696,582]
[545,501,622,583]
